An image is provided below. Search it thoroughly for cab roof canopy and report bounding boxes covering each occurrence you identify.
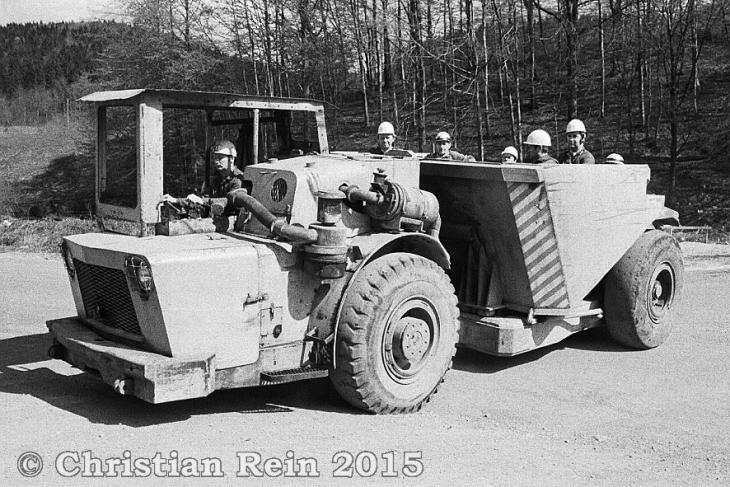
[79,88,326,112]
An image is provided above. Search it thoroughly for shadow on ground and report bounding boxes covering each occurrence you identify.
[0,333,354,427]
[452,327,634,374]
[2,327,638,425]
[9,152,94,217]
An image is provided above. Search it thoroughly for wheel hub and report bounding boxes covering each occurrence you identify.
[652,281,663,300]
[381,295,440,384]
[648,263,675,322]
[393,317,431,365]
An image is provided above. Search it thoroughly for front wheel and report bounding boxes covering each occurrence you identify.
[330,253,459,414]
[604,230,684,349]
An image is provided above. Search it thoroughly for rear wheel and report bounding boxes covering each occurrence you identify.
[604,230,684,349]
[330,253,459,413]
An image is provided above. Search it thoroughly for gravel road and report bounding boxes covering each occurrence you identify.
[0,247,728,486]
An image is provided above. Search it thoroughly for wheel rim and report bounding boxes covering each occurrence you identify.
[647,262,676,323]
[381,295,440,385]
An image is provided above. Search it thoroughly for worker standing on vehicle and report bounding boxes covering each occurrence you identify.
[501,146,519,163]
[523,130,558,164]
[425,131,475,161]
[561,119,596,164]
[212,140,245,197]
[371,122,397,154]
[605,153,625,164]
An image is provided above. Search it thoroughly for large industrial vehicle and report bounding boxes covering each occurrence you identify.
[46,89,683,414]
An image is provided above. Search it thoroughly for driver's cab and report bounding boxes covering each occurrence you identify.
[81,89,328,236]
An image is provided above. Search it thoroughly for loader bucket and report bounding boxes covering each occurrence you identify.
[421,162,666,313]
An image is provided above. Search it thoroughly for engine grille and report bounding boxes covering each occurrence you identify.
[74,259,142,337]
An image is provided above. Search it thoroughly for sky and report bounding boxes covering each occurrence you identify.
[0,0,119,25]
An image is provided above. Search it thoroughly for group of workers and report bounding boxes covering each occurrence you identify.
[375,119,625,165]
[204,117,625,200]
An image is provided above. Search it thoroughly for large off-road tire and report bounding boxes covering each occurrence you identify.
[330,253,459,414]
[604,230,684,349]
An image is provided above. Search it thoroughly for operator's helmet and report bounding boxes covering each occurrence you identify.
[434,131,451,142]
[212,140,237,158]
[566,118,586,134]
[377,121,395,135]
[525,129,552,147]
[605,153,625,164]
[501,146,519,158]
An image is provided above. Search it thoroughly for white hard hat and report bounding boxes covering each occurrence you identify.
[434,131,451,142]
[566,119,586,133]
[501,146,518,158]
[606,153,625,164]
[377,121,395,135]
[525,129,552,147]
[213,140,237,158]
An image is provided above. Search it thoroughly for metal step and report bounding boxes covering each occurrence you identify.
[260,366,329,385]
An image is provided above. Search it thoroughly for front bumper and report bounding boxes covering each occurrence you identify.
[47,317,215,403]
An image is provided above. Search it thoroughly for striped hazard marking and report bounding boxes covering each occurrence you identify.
[506,182,570,309]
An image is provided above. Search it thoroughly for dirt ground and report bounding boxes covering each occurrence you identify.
[0,248,728,486]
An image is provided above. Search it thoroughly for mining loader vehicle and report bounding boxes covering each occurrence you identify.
[46,89,683,414]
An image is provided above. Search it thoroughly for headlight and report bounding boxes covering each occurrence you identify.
[60,240,75,278]
[125,255,154,299]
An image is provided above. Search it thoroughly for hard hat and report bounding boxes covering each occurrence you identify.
[606,153,625,164]
[213,140,237,158]
[377,121,395,135]
[434,131,451,142]
[501,146,518,158]
[566,119,586,134]
[525,129,551,147]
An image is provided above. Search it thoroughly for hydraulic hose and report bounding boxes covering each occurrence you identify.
[339,183,383,205]
[227,189,318,243]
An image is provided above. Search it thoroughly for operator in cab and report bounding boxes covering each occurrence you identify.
[212,140,245,197]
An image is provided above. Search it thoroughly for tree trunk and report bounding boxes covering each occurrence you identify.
[373,0,383,122]
[351,0,370,126]
[525,0,536,109]
[492,0,505,105]
[382,0,392,90]
[563,0,579,119]
[481,0,491,135]
[598,0,605,117]
[243,3,260,95]
[513,0,523,149]
[637,0,646,129]
[408,0,426,150]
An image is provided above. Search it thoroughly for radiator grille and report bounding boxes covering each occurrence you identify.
[74,259,142,336]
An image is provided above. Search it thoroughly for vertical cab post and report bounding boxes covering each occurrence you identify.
[252,108,260,163]
[96,105,107,200]
[137,95,164,234]
[316,107,329,153]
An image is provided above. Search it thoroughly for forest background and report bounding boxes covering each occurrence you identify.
[1,0,729,249]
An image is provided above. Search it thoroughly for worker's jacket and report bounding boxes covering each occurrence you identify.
[424,150,475,162]
[526,153,559,165]
[560,148,596,164]
[215,168,245,197]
